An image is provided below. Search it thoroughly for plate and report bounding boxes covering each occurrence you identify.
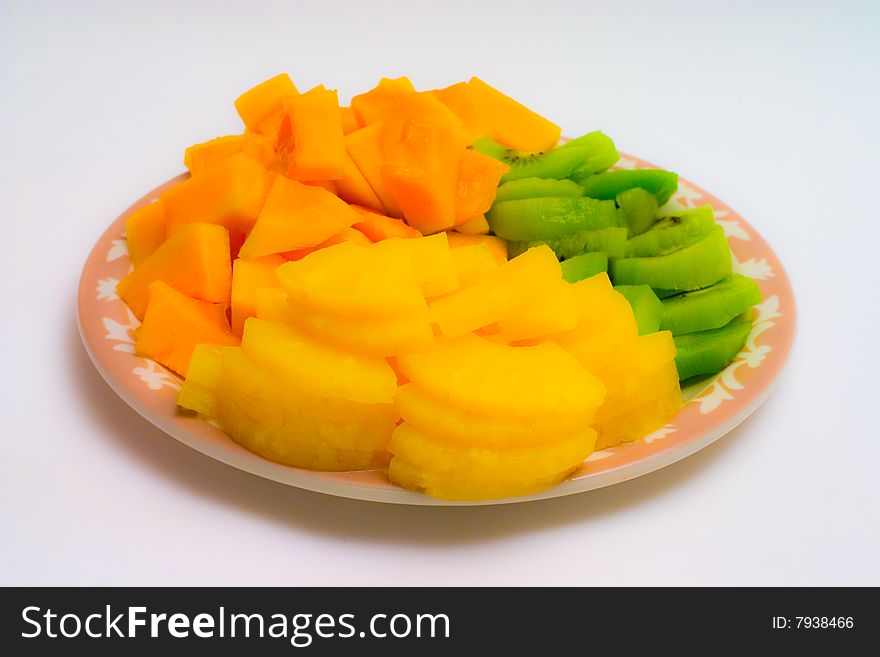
[77,153,796,506]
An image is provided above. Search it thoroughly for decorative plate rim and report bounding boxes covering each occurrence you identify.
[77,153,796,506]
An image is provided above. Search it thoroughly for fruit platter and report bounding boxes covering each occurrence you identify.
[77,74,795,505]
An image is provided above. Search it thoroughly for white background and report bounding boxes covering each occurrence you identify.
[2,0,878,586]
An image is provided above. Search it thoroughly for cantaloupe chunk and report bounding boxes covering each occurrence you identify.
[230,254,285,337]
[445,231,508,265]
[336,153,386,213]
[117,222,231,320]
[241,318,398,404]
[454,149,509,223]
[216,347,394,470]
[162,153,273,238]
[428,245,559,337]
[351,205,421,241]
[340,105,362,134]
[397,332,605,420]
[277,240,427,318]
[345,124,402,217]
[177,343,224,416]
[455,214,490,235]
[183,134,274,175]
[350,76,416,125]
[468,77,561,152]
[235,73,299,132]
[282,87,346,181]
[380,116,466,234]
[430,81,492,144]
[238,176,360,258]
[125,200,167,267]
[136,281,238,376]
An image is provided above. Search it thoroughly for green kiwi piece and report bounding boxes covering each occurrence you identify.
[614,285,665,335]
[473,139,588,182]
[617,188,658,237]
[561,252,608,283]
[625,205,716,257]
[674,315,753,381]
[660,274,762,336]
[493,178,583,204]
[577,169,679,206]
[507,227,627,260]
[610,225,732,292]
[559,131,620,177]
[487,197,618,241]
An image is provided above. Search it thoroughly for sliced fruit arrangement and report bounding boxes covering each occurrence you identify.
[115,72,760,500]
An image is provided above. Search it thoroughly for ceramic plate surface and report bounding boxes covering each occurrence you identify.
[77,153,795,505]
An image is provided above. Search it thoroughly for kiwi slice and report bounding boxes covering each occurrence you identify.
[610,225,732,292]
[494,178,583,204]
[577,169,679,206]
[560,252,608,283]
[660,274,762,336]
[674,315,752,381]
[625,205,716,257]
[617,188,658,237]
[487,197,618,241]
[508,226,627,260]
[614,285,665,335]
[473,139,588,182]
[559,131,620,177]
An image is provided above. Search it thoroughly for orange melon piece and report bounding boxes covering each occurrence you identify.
[305,179,339,195]
[162,153,273,238]
[446,231,508,265]
[282,87,345,181]
[380,117,467,234]
[428,245,559,337]
[336,152,386,212]
[397,332,605,420]
[340,105,362,134]
[350,76,416,125]
[235,73,299,132]
[241,318,397,404]
[238,176,360,258]
[230,254,285,337]
[467,77,561,152]
[183,134,274,175]
[276,240,427,319]
[136,281,238,376]
[125,200,167,267]
[351,205,421,241]
[455,214,490,235]
[454,149,509,223]
[430,81,491,144]
[345,124,402,217]
[117,222,231,320]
